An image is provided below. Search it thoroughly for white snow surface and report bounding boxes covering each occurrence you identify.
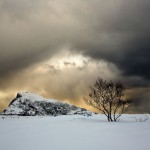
[0,114,150,150]
[17,92,59,103]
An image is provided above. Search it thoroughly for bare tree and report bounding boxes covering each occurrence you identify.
[84,78,133,122]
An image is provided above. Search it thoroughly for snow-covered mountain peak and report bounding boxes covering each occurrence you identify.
[15,92,58,103]
[3,92,93,116]
[17,92,44,101]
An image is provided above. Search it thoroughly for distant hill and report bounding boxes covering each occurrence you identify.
[2,92,92,116]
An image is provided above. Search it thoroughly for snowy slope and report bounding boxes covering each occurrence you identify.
[0,114,149,150]
[2,92,92,116]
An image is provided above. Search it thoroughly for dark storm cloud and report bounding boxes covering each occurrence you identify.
[0,0,149,81]
[118,39,150,80]
[127,88,150,113]
[70,0,150,81]
[0,0,68,77]
[0,47,53,77]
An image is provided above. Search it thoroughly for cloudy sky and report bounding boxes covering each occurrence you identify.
[0,0,150,113]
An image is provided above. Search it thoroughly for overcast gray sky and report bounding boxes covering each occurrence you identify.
[0,0,150,113]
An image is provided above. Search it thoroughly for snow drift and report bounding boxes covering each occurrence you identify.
[0,114,150,150]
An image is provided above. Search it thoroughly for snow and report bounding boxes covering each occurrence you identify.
[0,114,150,150]
[17,92,59,103]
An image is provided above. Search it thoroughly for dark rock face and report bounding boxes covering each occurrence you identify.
[2,92,93,116]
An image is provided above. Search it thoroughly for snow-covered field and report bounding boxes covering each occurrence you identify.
[0,114,150,150]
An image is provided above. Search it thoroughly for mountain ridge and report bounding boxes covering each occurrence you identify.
[2,92,93,116]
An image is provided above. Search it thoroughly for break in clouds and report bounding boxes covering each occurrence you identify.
[0,0,150,112]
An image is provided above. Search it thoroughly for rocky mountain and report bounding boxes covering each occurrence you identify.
[2,92,93,116]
